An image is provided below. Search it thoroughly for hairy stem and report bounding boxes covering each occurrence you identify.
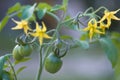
[93,6,108,14]
[46,11,60,22]
[36,4,66,80]
[8,10,21,18]
[8,58,17,80]
[42,22,62,70]
[36,46,43,80]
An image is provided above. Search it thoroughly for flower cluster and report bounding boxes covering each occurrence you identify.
[11,20,52,45]
[83,9,120,40]
[83,18,104,40]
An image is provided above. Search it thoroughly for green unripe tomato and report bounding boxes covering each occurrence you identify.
[19,44,32,57]
[12,45,24,61]
[45,52,63,74]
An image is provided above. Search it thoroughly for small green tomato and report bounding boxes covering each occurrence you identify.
[19,44,32,57]
[45,52,63,74]
[12,45,24,61]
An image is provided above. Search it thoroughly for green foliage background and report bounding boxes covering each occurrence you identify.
[0,0,120,80]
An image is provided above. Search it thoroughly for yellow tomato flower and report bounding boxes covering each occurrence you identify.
[98,22,108,34]
[83,19,104,40]
[30,22,52,45]
[99,9,120,28]
[11,19,31,34]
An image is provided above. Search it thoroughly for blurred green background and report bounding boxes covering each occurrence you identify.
[0,0,120,80]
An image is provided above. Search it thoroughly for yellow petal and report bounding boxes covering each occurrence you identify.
[11,26,23,30]
[41,22,47,32]
[21,20,28,25]
[88,19,93,25]
[83,19,96,32]
[95,29,104,34]
[92,19,97,28]
[101,28,105,33]
[99,23,106,32]
[43,33,52,39]
[111,9,120,14]
[28,26,32,31]
[106,18,111,28]
[30,32,39,37]
[36,22,42,32]
[23,26,29,34]
[12,18,20,24]
[39,37,43,45]
[24,24,32,31]
[111,15,120,20]
[83,26,90,31]
[99,15,107,22]
[89,28,94,40]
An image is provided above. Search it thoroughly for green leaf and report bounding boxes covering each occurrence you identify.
[64,15,71,20]
[0,54,12,78]
[112,37,120,78]
[50,5,63,12]
[2,71,11,80]
[63,19,79,30]
[16,66,27,74]
[80,32,89,41]
[70,24,79,30]
[63,18,73,25]
[50,0,68,12]
[111,32,120,39]
[99,37,118,68]
[75,40,89,49]
[67,23,79,30]
[46,11,60,21]
[28,14,36,21]
[7,2,21,14]
[14,57,31,65]
[37,9,47,20]
[37,3,52,11]
[22,3,36,19]
[63,0,68,5]
[3,64,9,69]
[17,11,22,18]
[62,0,68,11]
[0,16,9,31]
[60,35,73,40]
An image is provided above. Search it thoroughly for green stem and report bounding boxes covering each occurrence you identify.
[8,10,21,18]
[84,7,94,14]
[46,11,60,22]
[33,11,62,80]
[46,29,56,34]
[93,6,108,14]
[36,46,43,80]
[35,5,68,80]
[75,7,108,20]
[8,58,17,80]
[42,22,62,70]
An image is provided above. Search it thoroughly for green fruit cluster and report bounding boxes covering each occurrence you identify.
[12,44,32,61]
